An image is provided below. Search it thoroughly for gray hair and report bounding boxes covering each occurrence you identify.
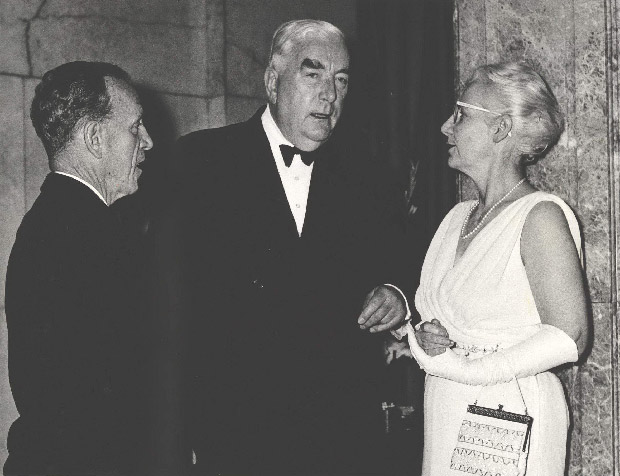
[466,61,564,164]
[267,19,346,73]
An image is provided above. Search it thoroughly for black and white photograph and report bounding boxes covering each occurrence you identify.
[0,0,617,475]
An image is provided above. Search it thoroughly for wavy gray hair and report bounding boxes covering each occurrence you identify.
[466,61,564,165]
[267,19,346,73]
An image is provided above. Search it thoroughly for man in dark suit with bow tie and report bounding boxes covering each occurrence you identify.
[174,19,411,475]
[4,61,155,475]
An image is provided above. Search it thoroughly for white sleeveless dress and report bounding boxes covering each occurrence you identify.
[414,191,581,476]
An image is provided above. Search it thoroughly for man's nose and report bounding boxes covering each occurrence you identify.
[140,126,154,150]
[319,78,337,103]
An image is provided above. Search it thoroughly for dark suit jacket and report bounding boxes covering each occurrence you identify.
[173,107,411,474]
[4,174,151,475]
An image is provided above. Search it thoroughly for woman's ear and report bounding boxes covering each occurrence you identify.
[492,115,513,143]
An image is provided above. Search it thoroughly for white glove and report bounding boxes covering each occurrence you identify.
[405,322,578,385]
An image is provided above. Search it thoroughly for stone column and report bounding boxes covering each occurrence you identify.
[455,1,619,474]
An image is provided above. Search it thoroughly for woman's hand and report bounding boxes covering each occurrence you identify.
[415,319,454,356]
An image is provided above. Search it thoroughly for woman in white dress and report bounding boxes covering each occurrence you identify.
[407,62,590,475]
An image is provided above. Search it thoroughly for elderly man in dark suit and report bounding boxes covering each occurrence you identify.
[4,61,153,475]
[174,20,412,475]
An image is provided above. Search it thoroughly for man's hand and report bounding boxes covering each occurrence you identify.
[358,285,407,333]
[384,337,412,364]
[415,319,453,356]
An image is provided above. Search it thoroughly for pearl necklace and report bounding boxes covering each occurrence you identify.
[460,178,526,239]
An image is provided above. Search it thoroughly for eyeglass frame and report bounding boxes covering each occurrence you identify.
[453,100,504,124]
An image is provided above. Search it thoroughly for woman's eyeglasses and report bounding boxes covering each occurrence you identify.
[453,101,503,124]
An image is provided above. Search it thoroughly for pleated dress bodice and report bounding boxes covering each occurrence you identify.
[415,191,581,349]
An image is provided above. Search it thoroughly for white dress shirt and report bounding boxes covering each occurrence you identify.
[261,107,313,236]
[260,107,411,323]
[54,171,108,205]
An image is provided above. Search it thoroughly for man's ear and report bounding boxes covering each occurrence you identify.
[264,67,278,104]
[83,120,103,159]
[492,115,513,143]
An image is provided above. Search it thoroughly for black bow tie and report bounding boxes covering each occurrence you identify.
[279,144,316,167]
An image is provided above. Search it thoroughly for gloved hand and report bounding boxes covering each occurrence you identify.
[405,322,578,385]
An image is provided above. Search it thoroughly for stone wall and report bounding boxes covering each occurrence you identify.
[0,0,356,468]
[455,0,619,474]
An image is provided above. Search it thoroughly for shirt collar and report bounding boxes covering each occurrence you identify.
[261,106,317,172]
[262,105,295,149]
[54,171,108,206]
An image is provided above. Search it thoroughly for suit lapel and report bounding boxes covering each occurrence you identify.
[302,143,347,241]
[242,110,299,241]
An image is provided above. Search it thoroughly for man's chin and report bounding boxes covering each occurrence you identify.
[302,131,333,149]
[119,181,140,199]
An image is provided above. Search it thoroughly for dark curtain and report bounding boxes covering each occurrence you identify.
[351,0,456,237]
[338,0,456,306]
[341,1,456,473]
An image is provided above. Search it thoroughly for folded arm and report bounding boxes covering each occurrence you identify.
[407,322,577,385]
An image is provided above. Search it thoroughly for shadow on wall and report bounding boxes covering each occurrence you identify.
[113,84,177,232]
[137,85,177,208]
[111,85,190,472]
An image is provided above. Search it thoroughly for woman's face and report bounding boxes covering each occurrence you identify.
[441,82,501,175]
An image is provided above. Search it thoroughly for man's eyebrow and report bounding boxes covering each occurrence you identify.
[301,58,349,75]
[301,58,324,69]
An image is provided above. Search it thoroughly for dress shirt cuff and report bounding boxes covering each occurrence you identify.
[383,283,411,340]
